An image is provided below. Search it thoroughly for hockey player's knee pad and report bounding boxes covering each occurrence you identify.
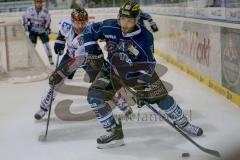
[87,73,115,101]
[88,86,115,102]
[156,95,174,110]
[87,87,112,102]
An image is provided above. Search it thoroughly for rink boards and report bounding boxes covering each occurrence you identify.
[1,7,239,106]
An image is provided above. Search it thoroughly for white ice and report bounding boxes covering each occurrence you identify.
[0,42,240,160]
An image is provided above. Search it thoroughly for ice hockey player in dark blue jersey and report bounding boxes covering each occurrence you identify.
[124,0,158,32]
[84,0,203,149]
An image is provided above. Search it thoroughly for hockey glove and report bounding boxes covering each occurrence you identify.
[130,97,143,108]
[54,41,65,55]
[25,22,32,32]
[150,23,159,32]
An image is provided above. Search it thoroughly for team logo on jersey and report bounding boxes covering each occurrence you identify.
[107,40,139,57]
[62,22,71,33]
[119,40,133,52]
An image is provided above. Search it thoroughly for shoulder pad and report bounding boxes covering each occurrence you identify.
[58,18,72,36]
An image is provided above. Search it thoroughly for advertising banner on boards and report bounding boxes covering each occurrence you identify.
[153,17,222,83]
[221,28,240,94]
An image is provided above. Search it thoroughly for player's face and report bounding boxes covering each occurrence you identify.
[35,1,42,11]
[119,16,137,33]
[72,20,87,34]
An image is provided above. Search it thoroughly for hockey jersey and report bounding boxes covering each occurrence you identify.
[57,18,88,58]
[22,6,51,34]
[83,19,156,79]
[84,19,155,64]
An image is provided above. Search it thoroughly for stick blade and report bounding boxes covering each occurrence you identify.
[203,148,221,158]
[38,135,47,142]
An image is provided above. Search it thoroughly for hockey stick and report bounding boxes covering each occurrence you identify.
[39,54,60,142]
[110,64,221,158]
[143,101,221,158]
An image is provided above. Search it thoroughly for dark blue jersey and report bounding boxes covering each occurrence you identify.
[84,19,155,64]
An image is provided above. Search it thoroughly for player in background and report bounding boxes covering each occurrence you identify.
[22,0,54,65]
[34,7,132,121]
[84,0,203,149]
[139,10,158,32]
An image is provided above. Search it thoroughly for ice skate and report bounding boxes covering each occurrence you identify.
[180,122,203,136]
[34,109,47,120]
[97,119,125,149]
[34,87,55,120]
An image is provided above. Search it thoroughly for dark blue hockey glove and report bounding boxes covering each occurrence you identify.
[54,41,65,55]
[150,23,158,32]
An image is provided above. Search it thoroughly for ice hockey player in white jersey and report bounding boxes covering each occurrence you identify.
[22,0,54,65]
[34,7,132,121]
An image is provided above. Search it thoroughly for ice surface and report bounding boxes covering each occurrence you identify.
[0,40,240,160]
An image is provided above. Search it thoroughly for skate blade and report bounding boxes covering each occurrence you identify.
[97,139,125,149]
[34,114,43,120]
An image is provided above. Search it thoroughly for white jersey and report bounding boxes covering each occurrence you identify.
[23,6,51,34]
[58,18,88,58]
